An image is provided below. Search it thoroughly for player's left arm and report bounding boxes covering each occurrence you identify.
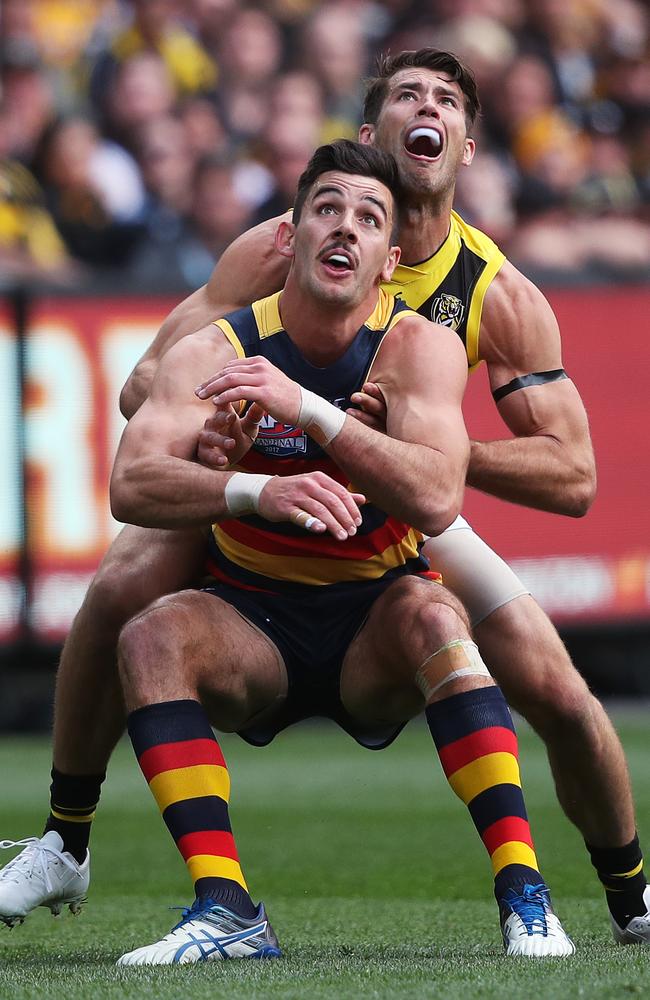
[472,261,597,517]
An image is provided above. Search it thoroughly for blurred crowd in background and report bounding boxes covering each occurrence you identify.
[1,0,649,292]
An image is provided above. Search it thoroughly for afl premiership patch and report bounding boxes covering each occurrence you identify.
[431,293,465,330]
[256,414,308,457]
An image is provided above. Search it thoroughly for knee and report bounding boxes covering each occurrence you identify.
[393,579,471,666]
[409,590,469,651]
[117,596,181,695]
[83,555,150,633]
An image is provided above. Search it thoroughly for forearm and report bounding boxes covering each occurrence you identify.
[467,436,596,516]
[110,457,234,528]
[326,418,463,535]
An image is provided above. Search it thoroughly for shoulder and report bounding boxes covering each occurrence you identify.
[205,212,291,308]
[157,323,236,378]
[379,312,467,376]
[480,260,560,363]
[452,210,505,264]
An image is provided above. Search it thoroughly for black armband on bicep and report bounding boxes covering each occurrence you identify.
[492,369,568,402]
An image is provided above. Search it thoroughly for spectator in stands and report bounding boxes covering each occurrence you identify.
[300,3,368,141]
[103,51,177,151]
[0,109,76,287]
[129,153,251,290]
[90,0,216,110]
[34,116,145,268]
[212,7,284,142]
[0,39,56,162]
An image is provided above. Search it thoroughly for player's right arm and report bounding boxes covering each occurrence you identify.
[110,326,363,539]
[119,213,291,419]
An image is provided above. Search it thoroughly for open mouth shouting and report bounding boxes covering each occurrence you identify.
[320,247,356,277]
[404,125,444,161]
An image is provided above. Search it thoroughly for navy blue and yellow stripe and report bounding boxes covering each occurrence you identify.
[426,687,539,877]
[128,700,249,895]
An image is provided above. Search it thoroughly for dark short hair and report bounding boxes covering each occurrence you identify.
[363,49,480,132]
[293,139,401,231]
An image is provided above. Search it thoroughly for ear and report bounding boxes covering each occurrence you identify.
[462,137,476,167]
[275,219,296,258]
[380,245,401,282]
[358,123,375,146]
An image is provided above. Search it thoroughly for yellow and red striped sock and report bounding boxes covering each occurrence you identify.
[128,699,256,917]
[426,687,542,896]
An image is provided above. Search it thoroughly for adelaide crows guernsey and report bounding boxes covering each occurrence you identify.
[206,288,433,595]
[382,210,505,369]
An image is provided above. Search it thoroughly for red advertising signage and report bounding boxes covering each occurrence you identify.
[462,286,650,623]
[0,286,648,643]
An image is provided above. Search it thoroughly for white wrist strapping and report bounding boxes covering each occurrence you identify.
[298,387,346,447]
[224,472,273,516]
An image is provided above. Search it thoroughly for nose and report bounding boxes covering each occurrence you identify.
[417,96,439,118]
[331,211,358,243]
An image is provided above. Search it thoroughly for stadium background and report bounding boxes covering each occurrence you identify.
[0,4,649,993]
[1,0,649,726]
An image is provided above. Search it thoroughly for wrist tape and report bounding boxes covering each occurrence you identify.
[298,387,346,447]
[224,472,272,516]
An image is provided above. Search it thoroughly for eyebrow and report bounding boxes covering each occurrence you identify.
[393,79,459,99]
[312,184,389,221]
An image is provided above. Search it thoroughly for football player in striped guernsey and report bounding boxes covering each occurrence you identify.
[108,140,571,963]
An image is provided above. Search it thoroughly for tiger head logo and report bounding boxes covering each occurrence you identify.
[431,293,465,330]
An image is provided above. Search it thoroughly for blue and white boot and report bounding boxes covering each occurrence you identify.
[117,899,282,965]
[500,882,575,956]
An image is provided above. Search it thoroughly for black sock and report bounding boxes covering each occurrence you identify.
[195,877,258,919]
[587,834,647,927]
[43,768,104,864]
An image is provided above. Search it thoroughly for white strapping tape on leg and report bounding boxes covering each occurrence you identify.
[415,639,491,700]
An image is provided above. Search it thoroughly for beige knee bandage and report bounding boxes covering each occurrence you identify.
[415,640,492,700]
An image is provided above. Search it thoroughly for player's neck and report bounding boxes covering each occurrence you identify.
[397,194,454,266]
[278,283,380,366]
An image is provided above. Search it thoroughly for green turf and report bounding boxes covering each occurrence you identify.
[0,709,649,998]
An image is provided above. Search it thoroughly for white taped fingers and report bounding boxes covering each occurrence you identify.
[422,526,529,628]
[298,388,346,447]
[415,639,492,700]
[291,509,322,532]
[224,472,273,516]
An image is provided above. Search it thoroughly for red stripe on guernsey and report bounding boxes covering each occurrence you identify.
[481,816,535,856]
[177,830,240,864]
[138,739,226,783]
[204,560,277,593]
[437,727,518,778]
[219,515,411,560]
[241,450,347,482]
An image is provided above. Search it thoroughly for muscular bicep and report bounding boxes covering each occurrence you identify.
[481,262,591,443]
[495,377,592,452]
[481,262,564,392]
[116,329,237,469]
[372,320,469,463]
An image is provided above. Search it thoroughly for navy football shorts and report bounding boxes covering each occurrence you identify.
[200,573,419,750]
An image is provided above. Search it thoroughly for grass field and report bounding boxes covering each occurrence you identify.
[0,708,648,999]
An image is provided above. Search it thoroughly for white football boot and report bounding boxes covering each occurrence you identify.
[0,831,89,927]
[610,884,650,945]
[500,882,575,956]
[117,899,281,965]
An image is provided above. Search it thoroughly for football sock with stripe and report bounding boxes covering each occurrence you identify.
[425,686,543,901]
[43,768,104,863]
[587,834,648,926]
[127,698,256,918]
